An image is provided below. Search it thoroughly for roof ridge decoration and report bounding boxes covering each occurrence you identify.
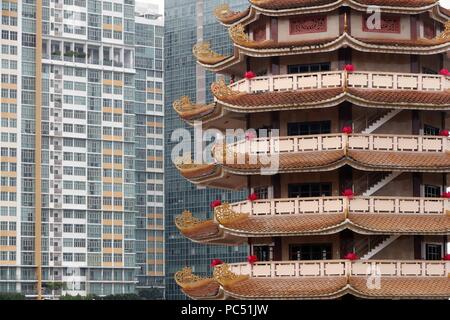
[214,203,249,224]
[213,264,249,287]
[174,267,214,290]
[192,42,228,65]
[211,79,242,100]
[229,24,253,47]
[172,96,216,120]
[174,210,203,231]
[215,4,236,21]
[436,20,450,41]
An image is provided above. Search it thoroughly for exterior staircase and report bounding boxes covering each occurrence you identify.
[361,235,400,260]
[354,109,402,134]
[361,109,402,134]
[354,171,402,196]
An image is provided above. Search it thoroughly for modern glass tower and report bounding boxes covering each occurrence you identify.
[0,0,164,298]
[164,0,249,300]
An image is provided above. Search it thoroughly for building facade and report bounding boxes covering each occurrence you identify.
[0,0,164,298]
[164,0,248,300]
[173,0,450,299]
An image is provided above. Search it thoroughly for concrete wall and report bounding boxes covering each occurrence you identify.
[350,12,411,40]
[352,52,411,73]
[372,236,415,259]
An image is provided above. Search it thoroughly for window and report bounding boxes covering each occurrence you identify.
[290,243,332,260]
[253,245,272,261]
[425,243,442,260]
[287,121,331,136]
[288,183,332,198]
[288,62,330,74]
[423,124,440,136]
[424,185,441,198]
[253,186,269,200]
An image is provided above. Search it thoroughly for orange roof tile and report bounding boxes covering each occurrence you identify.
[215,88,450,110]
[182,280,221,299]
[349,277,450,298]
[181,220,222,241]
[223,277,349,299]
[348,150,450,170]
[349,214,450,233]
[250,0,438,10]
[223,214,346,234]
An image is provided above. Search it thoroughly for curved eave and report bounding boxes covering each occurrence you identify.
[216,6,256,27]
[217,150,450,175]
[234,33,450,56]
[217,1,442,28]
[348,277,450,299]
[222,277,350,300]
[220,214,450,237]
[220,276,450,300]
[178,213,449,246]
[179,278,223,300]
[200,34,450,73]
[176,164,248,190]
[213,88,450,113]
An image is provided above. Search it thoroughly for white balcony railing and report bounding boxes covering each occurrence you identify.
[224,134,449,155]
[229,196,449,217]
[228,260,450,278]
[229,71,450,93]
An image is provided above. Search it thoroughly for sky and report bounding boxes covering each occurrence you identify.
[136,0,450,12]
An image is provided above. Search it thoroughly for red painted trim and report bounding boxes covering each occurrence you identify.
[270,17,278,42]
[289,15,327,35]
[362,13,401,34]
[410,15,418,40]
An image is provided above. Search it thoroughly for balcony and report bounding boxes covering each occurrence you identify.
[210,133,450,175]
[230,71,450,93]
[175,196,450,244]
[208,71,450,112]
[176,260,450,300]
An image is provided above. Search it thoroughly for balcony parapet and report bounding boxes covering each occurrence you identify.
[175,196,450,244]
[229,71,450,93]
[176,260,450,299]
[210,133,450,174]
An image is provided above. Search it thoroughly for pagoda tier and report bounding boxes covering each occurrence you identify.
[175,133,450,189]
[175,197,450,244]
[173,0,450,300]
[176,261,450,300]
[174,71,449,125]
[215,1,449,27]
[195,3,450,73]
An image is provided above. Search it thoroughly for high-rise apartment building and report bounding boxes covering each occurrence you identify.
[173,0,450,299]
[0,0,164,298]
[164,0,249,300]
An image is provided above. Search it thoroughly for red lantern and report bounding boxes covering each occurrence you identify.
[439,68,449,76]
[247,255,258,265]
[441,192,450,198]
[210,200,222,208]
[344,252,359,261]
[211,259,224,267]
[247,193,258,202]
[245,131,256,141]
[344,64,355,72]
[439,129,449,137]
[342,188,354,199]
[244,71,256,79]
[342,126,353,134]
[443,254,450,261]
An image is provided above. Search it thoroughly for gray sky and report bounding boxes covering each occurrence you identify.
[135,0,449,11]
